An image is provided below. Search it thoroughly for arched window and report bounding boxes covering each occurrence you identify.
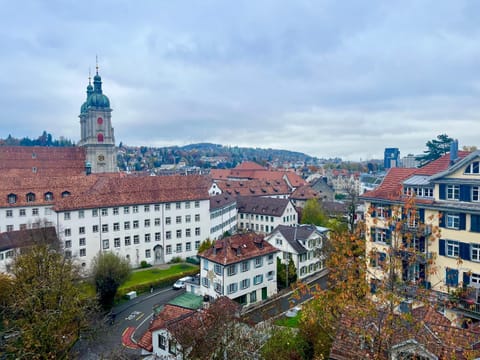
[7,193,17,204]
[61,191,71,198]
[97,133,104,142]
[44,192,54,201]
[97,117,103,125]
[26,192,36,202]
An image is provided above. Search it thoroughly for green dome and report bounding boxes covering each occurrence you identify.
[80,81,95,114]
[86,93,110,108]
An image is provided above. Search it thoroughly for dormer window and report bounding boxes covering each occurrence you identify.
[44,192,54,201]
[7,193,17,204]
[26,192,35,203]
[465,161,480,174]
[61,191,71,198]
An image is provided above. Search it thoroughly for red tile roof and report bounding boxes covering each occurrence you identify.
[214,179,290,197]
[237,196,291,217]
[199,232,278,265]
[234,161,265,170]
[0,227,58,252]
[290,185,322,200]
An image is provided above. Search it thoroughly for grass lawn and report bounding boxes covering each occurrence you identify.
[119,263,198,290]
[275,312,301,328]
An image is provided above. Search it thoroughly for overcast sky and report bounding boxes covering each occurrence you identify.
[2,1,480,160]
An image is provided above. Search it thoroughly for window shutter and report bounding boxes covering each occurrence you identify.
[439,184,446,200]
[370,227,375,241]
[460,185,471,202]
[439,212,445,228]
[459,242,471,261]
[371,204,376,218]
[459,213,466,230]
[463,272,471,286]
[419,208,425,223]
[439,239,446,256]
[379,252,387,263]
[446,268,459,287]
[471,215,480,232]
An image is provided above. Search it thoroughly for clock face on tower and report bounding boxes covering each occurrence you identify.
[98,154,105,162]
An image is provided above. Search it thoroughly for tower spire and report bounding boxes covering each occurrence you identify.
[96,55,99,75]
[88,67,91,85]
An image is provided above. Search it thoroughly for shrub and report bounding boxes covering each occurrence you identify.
[140,260,152,268]
[169,256,183,264]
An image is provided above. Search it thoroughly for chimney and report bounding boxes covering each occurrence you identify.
[450,139,459,165]
[85,161,92,175]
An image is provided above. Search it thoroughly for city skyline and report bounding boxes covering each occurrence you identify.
[2,1,480,160]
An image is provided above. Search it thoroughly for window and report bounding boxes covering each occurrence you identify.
[240,279,250,289]
[133,220,139,229]
[446,214,460,229]
[113,207,119,215]
[158,334,166,350]
[144,219,150,227]
[145,249,151,258]
[471,273,480,285]
[176,230,182,238]
[169,340,177,355]
[103,239,109,249]
[250,290,257,303]
[114,238,120,248]
[195,240,200,250]
[186,228,191,237]
[154,204,160,211]
[92,209,98,217]
[465,161,480,174]
[101,208,108,216]
[19,224,27,230]
[165,217,171,225]
[214,264,222,275]
[176,243,182,252]
[473,186,480,202]
[44,192,53,201]
[446,240,459,257]
[176,216,182,224]
[78,210,84,219]
[134,235,139,244]
[185,201,191,209]
[202,277,209,288]
[372,228,390,244]
[124,206,130,214]
[253,274,263,285]
[195,201,200,208]
[133,205,139,213]
[471,244,480,262]
[65,240,72,248]
[144,205,150,212]
[124,236,131,246]
[32,208,39,216]
[26,192,35,202]
[255,257,263,268]
[145,234,151,242]
[102,224,109,233]
[80,249,86,257]
[166,245,172,254]
[19,209,26,217]
[7,194,17,204]
[228,283,238,294]
[154,218,160,226]
[113,223,120,231]
[79,226,85,234]
[267,270,275,280]
[165,203,171,210]
[447,185,459,200]
[195,227,200,236]
[186,242,191,251]
[195,214,200,222]
[124,221,130,230]
[79,238,86,246]
[92,225,98,233]
[227,264,237,276]
[185,215,191,223]
[268,254,274,264]
[176,202,181,209]
[155,232,161,241]
[214,282,222,294]
[241,261,249,272]
[166,231,172,239]
[6,210,12,217]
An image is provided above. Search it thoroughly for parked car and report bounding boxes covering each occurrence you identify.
[173,276,191,290]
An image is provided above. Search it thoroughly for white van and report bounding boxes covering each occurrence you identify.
[173,276,191,290]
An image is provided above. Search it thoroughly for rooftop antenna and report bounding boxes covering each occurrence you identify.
[88,67,91,84]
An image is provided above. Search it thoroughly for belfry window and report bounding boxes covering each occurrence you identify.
[97,133,104,142]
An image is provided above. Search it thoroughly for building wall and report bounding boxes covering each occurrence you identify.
[237,202,297,234]
[209,202,237,240]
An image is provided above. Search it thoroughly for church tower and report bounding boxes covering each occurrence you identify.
[78,64,117,173]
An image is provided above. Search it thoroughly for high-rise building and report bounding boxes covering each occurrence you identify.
[384,148,400,169]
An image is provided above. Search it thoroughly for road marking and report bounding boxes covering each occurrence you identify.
[136,313,145,321]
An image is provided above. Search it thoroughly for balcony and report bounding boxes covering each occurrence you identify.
[455,299,480,318]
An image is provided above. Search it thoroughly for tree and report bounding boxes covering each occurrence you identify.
[197,238,214,254]
[277,257,297,290]
[416,133,453,166]
[1,230,92,358]
[91,252,131,310]
[261,326,310,360]
[301,199,328,226]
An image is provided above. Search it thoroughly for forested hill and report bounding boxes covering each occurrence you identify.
[0,131,74,147]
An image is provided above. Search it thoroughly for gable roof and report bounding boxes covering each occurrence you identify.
[429,150,480,180]
[237,196,292,217]
[0,227,58,252]
[269,224,327,254]
[215,179,290,197]
[209,193,236,211]
[290,185,323,200]
[198,232,278,265]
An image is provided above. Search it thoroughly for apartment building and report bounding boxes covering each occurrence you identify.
[198,232,278,306]
[209,194,237,240]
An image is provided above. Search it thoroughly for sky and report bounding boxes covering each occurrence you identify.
[2,1,480,161]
